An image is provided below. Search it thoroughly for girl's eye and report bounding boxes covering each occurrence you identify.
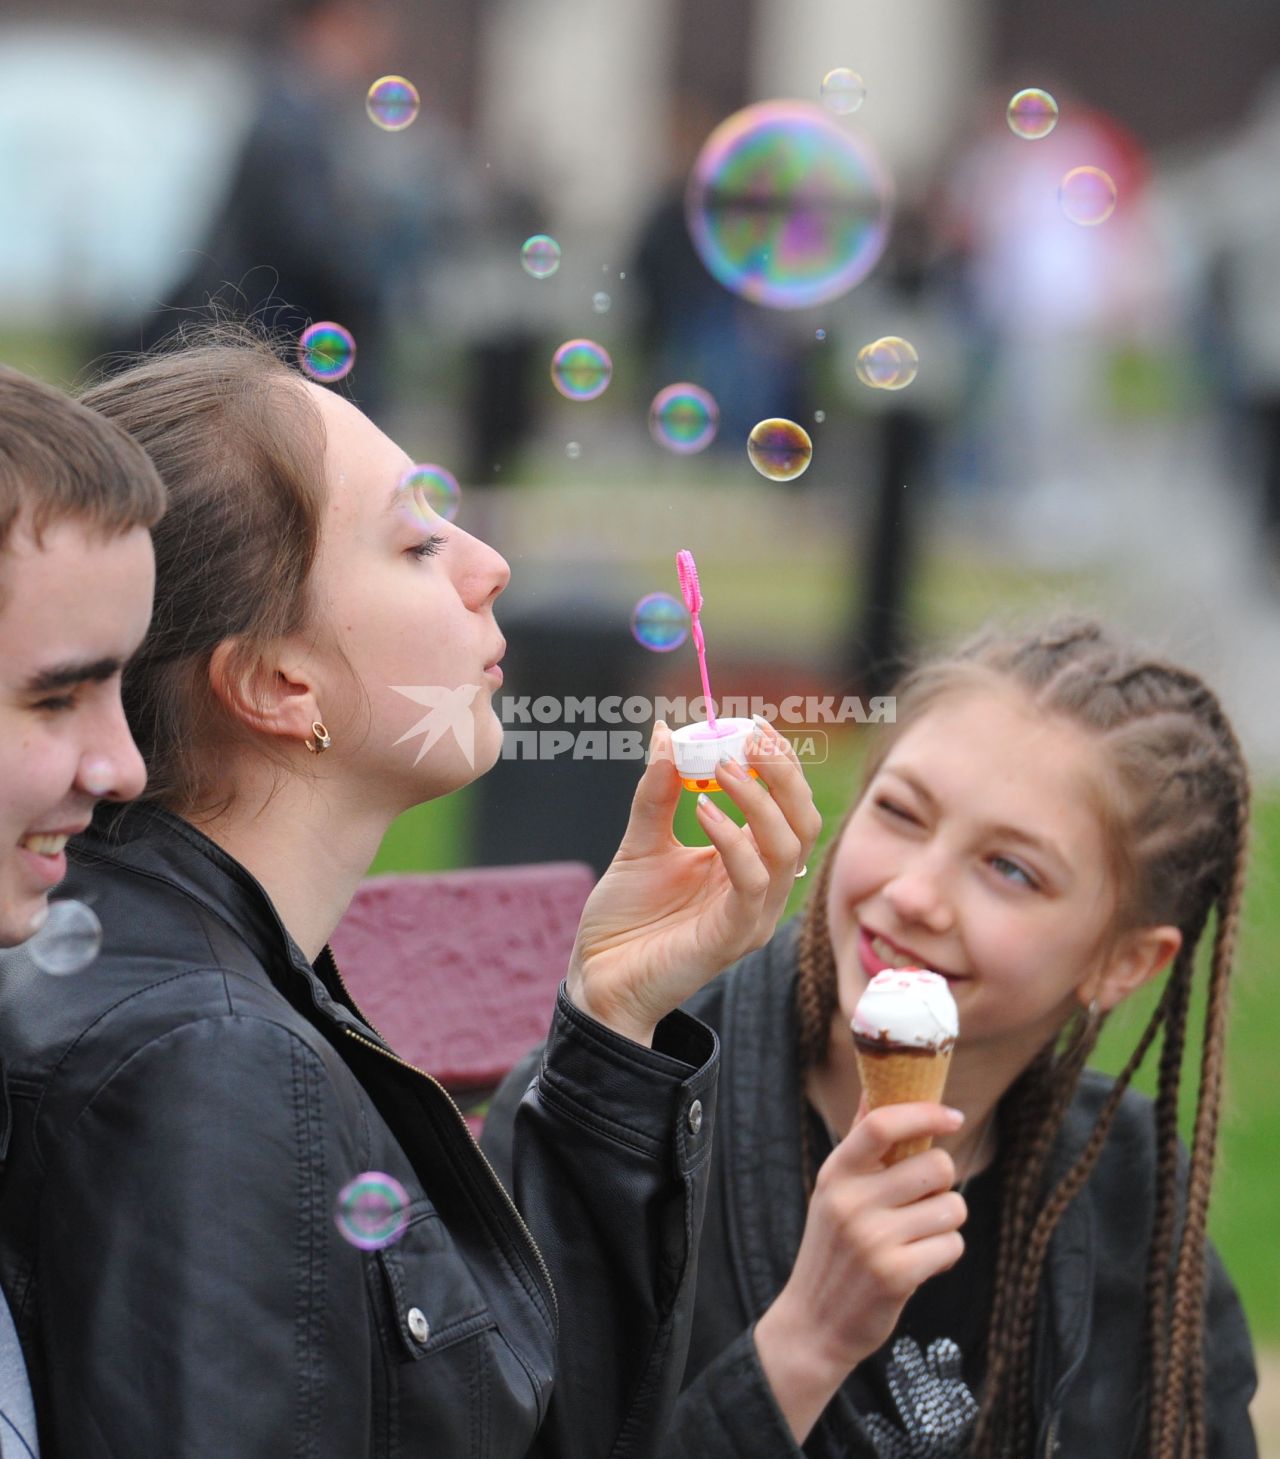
[875,797,917,823]
[990,855,1037,890]
[410,535,447,560]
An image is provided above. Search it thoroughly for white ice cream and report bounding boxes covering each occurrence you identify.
[852,969,958,1051]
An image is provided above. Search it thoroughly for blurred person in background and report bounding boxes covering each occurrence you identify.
[103,0,448,423]
[0,366,166,1458]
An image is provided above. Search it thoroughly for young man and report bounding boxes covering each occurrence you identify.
[0,364,165,1455]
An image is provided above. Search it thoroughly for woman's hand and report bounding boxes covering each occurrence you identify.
[565,718,821,1045]
[753,1100,968,1444]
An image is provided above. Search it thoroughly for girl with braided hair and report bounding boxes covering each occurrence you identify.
[485,612,1259,1458]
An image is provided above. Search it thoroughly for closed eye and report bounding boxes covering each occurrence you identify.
[410,535,448,560]
[875,797,917,823]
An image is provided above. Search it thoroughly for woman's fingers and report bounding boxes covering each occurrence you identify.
[614,721,682,858]
[833,1103,964,1183]
[746,716,824,863]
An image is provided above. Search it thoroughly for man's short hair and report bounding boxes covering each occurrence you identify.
[0,365,166,605]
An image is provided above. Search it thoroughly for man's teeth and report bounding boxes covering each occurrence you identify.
[21,834,68,857]
[870,933,920,970]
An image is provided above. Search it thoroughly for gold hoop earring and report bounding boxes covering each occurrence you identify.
[304,721,332,754]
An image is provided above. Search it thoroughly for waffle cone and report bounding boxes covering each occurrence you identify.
[855,1044,954,1165]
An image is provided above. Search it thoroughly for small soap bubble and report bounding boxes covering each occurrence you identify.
[855,335,919,391]
[591,291,611,313]
[747,418,813,481]
[336,1173,411,1250]
[27,899,102,977]
[631,593,689,653]
[521,234,562,279]
[565,441,582,459]
[618,271,626,280]
[649,383,719,455]
[551,339,613,401]
[1006,88,1059,140]
[366,75,420,132]
[821,68,866,115]
[298,322,356,382]
[395,464,460,524]
[686,100,891,311]
[1059,166,1117,226]
[814,409,826,423]
[815,328,827,341]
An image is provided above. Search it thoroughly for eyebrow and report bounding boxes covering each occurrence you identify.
[880,766,1071,874]
[23,657,124,694]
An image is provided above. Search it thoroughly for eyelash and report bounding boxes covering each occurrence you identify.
[34,695,77,713]
[410,535,447,559]
[874,797,1040,890]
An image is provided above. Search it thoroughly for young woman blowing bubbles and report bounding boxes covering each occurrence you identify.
[0,329,820,1459]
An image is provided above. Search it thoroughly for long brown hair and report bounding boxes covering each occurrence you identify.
[79,327,331,819]
[795,615,1250,1459]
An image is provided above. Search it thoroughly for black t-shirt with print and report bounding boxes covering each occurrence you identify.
[804,1103,1002,1421]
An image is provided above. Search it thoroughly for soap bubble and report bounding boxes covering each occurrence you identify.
[820,68,866,115]
[747,418,813,481]
[27,899,102,976]
[815,328,827,341]
[1006,88,1058,140]
[336,1173,411,1250]
[521,234,562,279]
[649,384,719,455]
[298,322,356,382]
[631,593,689,653]
[565,441,582,459]
[686,100,892,311]
[1058,166,1117,226]
[855,336,919,391]
[551,339,612,401]
[814,410,826,423]
[395,464,460,525]
[591,291,611,313]
[366,76,420,132]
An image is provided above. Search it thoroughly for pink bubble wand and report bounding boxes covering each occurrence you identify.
[676,548,718,734]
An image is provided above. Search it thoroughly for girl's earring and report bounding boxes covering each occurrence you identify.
[304,721,332,754]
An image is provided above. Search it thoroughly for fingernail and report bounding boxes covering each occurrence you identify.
[696,791,727,821]
[716,755,747,780]
[945,1107,965,1125]
[751,713,776,736]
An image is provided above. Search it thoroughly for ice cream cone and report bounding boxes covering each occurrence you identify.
[854,1043,954,1164]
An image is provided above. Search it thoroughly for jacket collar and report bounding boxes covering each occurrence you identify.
[75,801,388,1048]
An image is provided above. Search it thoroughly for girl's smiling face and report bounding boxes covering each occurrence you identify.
[826,686,1124,1079]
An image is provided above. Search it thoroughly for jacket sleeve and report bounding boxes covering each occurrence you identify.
[1203,1238,1259,1459]
[35,1015,373,1459]
[500,985,719,1459]
[662,1326,812,1458]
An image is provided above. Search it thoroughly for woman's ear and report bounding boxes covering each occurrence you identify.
[208,638,320,743]
[1083,924,1184,1013]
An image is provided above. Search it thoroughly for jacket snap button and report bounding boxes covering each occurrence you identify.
[687,1099,703,1135]
[406,1307,430,1345]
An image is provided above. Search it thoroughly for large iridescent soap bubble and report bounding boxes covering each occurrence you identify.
[686,100,892,310]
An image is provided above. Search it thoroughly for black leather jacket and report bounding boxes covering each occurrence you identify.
[0,803,719,1459]
[487,920,1258,1459]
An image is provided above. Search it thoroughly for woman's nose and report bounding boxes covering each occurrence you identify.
[882,852,954,932]
[455,528,511,607]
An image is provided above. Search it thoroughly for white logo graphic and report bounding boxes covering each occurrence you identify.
[390,684,485,768]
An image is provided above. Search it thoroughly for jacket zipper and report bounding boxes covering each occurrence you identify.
[341,1025,559,1325]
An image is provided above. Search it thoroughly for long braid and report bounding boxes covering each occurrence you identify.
[790,616,1250,1459]
[1153,755,1251,1457]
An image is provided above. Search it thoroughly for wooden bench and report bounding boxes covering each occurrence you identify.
[328,862,596,1135]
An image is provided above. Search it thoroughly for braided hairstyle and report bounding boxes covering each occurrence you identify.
[793,616,1251,1459]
